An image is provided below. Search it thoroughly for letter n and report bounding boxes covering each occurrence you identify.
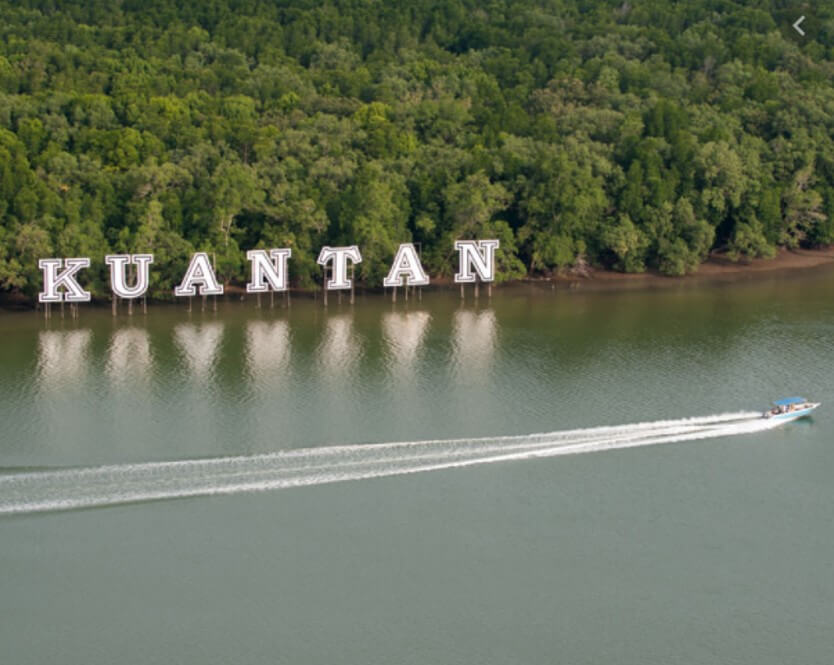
[454,240,500,283]
[246,249,291,293]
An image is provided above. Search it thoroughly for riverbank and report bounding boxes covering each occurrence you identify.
[3,246,834,311]
[542,247,834,292]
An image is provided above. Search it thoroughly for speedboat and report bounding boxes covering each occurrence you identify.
[763,397,820,422]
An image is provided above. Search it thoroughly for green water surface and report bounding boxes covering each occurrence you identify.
[1,271,833,664]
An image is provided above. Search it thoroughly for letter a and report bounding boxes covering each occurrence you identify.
[454,240,500,283]
[39,258,91,303]
[174,252,224,297]
[105,254,154,299]
[383,243,430,287]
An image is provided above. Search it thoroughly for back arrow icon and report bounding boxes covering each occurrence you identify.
[793,15,806,36]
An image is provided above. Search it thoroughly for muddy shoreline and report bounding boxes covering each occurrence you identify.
[537,247,834,292]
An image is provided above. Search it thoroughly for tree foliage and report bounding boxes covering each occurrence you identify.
[1,0,833,298]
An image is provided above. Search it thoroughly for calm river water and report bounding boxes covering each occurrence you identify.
[1,270,834,664]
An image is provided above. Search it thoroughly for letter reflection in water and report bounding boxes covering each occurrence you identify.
[37,330,93,392]
[382,311,431,382]
[246,320,291,390]
[35,330,94,448]
[245,320,292,441]
[106,328,153,386]
[173,323,224,382]
[452,310,498,379]
[317,315,361,384]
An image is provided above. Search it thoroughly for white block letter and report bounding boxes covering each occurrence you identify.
[383,243,430,287]
[39,258,91,303]
[105,254,154,299]
[316,245,362,290]
[454,239,500,283]
[246,248,291,293]
[174,252,224,297]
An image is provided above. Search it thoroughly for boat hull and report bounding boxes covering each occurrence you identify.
[764,403,820,422]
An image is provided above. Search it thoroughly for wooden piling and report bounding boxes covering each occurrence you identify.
[212,252,218,312]
[416,243,423,302]
[128,263,134,315]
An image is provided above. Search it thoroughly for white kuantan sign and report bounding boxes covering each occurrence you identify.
[38,239,501,302]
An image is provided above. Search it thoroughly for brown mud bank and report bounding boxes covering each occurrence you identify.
[534,247,834,293]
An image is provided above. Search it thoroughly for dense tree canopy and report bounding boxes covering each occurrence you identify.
[1,0,833,298]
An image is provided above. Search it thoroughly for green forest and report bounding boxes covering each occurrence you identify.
[1,0,833,299]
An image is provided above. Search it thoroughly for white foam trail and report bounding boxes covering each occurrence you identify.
[0,412,782,515]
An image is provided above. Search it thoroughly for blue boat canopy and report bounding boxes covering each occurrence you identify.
[773,397,806,406]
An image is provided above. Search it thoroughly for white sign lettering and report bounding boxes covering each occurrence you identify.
[383,243,430,287]
[39,238,505,303]
[454,240,500,283]
[105,254,154,299]
[246,248,291,293]
[317,245,362,290]
[38,258,91,303]
[174,252,224,297]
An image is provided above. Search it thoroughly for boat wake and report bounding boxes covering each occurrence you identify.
[0,412,782,515]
